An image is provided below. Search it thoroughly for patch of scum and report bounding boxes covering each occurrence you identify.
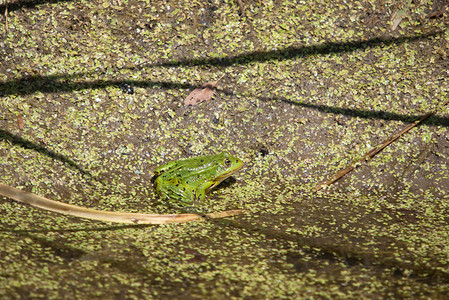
[1,0,449,298]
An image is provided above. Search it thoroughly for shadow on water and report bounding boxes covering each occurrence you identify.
[0,0,73,13]
[1,75,448,128]
[142,31,444,68]
[1,30,447,125]
[2,196,448,285]
[207,200,449,285]
[0,129,94,178]
[1,31,448,177]
[257,94,449,127]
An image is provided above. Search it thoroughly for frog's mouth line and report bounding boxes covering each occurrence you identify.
[214,162,244,184]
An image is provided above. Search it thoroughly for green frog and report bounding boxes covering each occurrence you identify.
[154,152,243,206]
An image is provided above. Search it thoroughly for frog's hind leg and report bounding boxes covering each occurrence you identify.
[159,184,194,206]
[193,189,206,206]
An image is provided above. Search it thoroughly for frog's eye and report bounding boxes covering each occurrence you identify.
[224,158,232,167]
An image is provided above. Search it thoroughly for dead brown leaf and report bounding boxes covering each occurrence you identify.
[184,75,224,106]
[17,115,24,130]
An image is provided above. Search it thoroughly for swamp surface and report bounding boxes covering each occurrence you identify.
[1,0,449,298]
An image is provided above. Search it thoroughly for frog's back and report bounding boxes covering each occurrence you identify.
[153,152,241,205]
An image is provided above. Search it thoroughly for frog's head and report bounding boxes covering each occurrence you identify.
[212,152,244,184]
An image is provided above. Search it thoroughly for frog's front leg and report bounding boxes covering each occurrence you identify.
[194,181,214,206]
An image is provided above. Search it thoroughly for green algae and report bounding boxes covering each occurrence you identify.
[1,0,449,298]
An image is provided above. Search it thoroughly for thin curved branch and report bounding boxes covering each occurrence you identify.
[0,183,243,224]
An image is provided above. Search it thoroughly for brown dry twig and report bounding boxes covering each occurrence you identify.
[312,100,449,192]
[0,183,243,224]
[2,0,9,31]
